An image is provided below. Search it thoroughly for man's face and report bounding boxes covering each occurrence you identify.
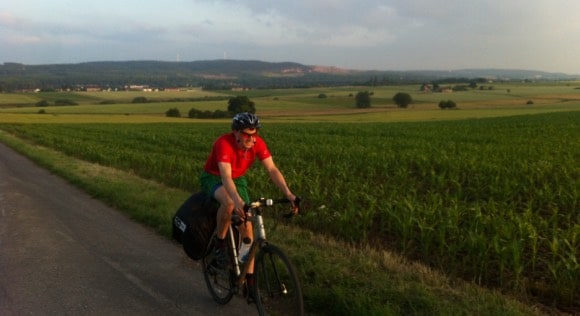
[236,127,257,149]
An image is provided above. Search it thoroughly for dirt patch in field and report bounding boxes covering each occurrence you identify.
[259,106,406,117]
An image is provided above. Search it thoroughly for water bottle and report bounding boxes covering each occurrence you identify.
[239,237,252,263]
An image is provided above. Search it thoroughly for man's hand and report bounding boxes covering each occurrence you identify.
[287,194,299,215]
[233,198,246,217]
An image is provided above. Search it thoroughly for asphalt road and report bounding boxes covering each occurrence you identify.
[0,142,255,315]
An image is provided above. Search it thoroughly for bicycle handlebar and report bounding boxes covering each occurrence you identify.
[244,196,302,218]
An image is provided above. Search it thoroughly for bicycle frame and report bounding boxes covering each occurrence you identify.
[228,200,268,286]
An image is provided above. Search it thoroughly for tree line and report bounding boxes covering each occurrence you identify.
[3,60,565,93]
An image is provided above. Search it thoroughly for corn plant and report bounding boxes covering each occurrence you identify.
[1,111,578,307]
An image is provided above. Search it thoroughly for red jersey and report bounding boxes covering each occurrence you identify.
[203,133,272,179]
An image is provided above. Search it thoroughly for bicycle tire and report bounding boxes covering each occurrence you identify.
[202,238,235,304]
[253,243,304,316]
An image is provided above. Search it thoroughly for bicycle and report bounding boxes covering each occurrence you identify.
[202,197,304,316]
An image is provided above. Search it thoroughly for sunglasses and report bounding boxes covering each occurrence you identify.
[240,129,258,138]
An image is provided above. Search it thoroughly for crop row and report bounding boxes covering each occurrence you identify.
[1,111,578,307]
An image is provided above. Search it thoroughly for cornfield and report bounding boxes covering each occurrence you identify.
[1,111,578,307]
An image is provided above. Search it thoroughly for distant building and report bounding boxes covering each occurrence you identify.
[127,85,149,91]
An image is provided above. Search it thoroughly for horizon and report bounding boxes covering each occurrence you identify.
[2,59,577,76]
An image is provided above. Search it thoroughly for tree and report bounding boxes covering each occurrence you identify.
[438,100,457,109]
[35,100,50,107]
[355,91,371,108]
[188,108,202,118]
[165,108,181,117]
[433,83,441,92]
[189,108,230,119]
[212,110,230,118]
[227,96,256,113]
[54,99,78,106]
[132,96,148,103]
[392,92,412,108]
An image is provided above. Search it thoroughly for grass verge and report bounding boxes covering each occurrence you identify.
[0,130,554,315]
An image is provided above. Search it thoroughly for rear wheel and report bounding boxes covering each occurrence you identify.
[253,244,304,316]
[202,238,235,304]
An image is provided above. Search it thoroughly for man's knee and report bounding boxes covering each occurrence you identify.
[214,187,234,212]
[219,201,234,214]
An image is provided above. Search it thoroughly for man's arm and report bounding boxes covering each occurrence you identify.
[261,157,295,201]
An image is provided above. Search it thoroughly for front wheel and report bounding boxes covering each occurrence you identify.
[253,243,304,316]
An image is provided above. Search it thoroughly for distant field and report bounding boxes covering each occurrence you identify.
[1,82,579,122]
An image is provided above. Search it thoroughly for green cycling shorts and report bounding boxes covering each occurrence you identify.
[200,171,250,203]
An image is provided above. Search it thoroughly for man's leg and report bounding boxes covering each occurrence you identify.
[213,186,234,239]
[210,186,234,269]
[214,185,255,273]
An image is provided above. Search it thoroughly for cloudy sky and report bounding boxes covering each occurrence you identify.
[1,0,579,74]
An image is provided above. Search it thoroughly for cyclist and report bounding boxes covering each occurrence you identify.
[200,112,297,289]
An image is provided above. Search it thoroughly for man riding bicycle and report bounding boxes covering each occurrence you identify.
[200,112,297,290]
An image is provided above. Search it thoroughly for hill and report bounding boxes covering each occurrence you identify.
[0,60,577,92]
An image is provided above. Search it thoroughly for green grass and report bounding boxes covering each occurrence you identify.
[0,90,231,115]
[0,129,546,316]
[1,113,577,312]
[0,100,228,115]
[0,93,42,107]
[0,83,578,314]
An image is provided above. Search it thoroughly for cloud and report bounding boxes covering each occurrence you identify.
[5,35,42,44]
[1,0,579,73]
[183,0,405,50]
[0,11,20,27]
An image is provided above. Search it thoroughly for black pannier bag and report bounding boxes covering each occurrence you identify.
[172,192,217,260]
